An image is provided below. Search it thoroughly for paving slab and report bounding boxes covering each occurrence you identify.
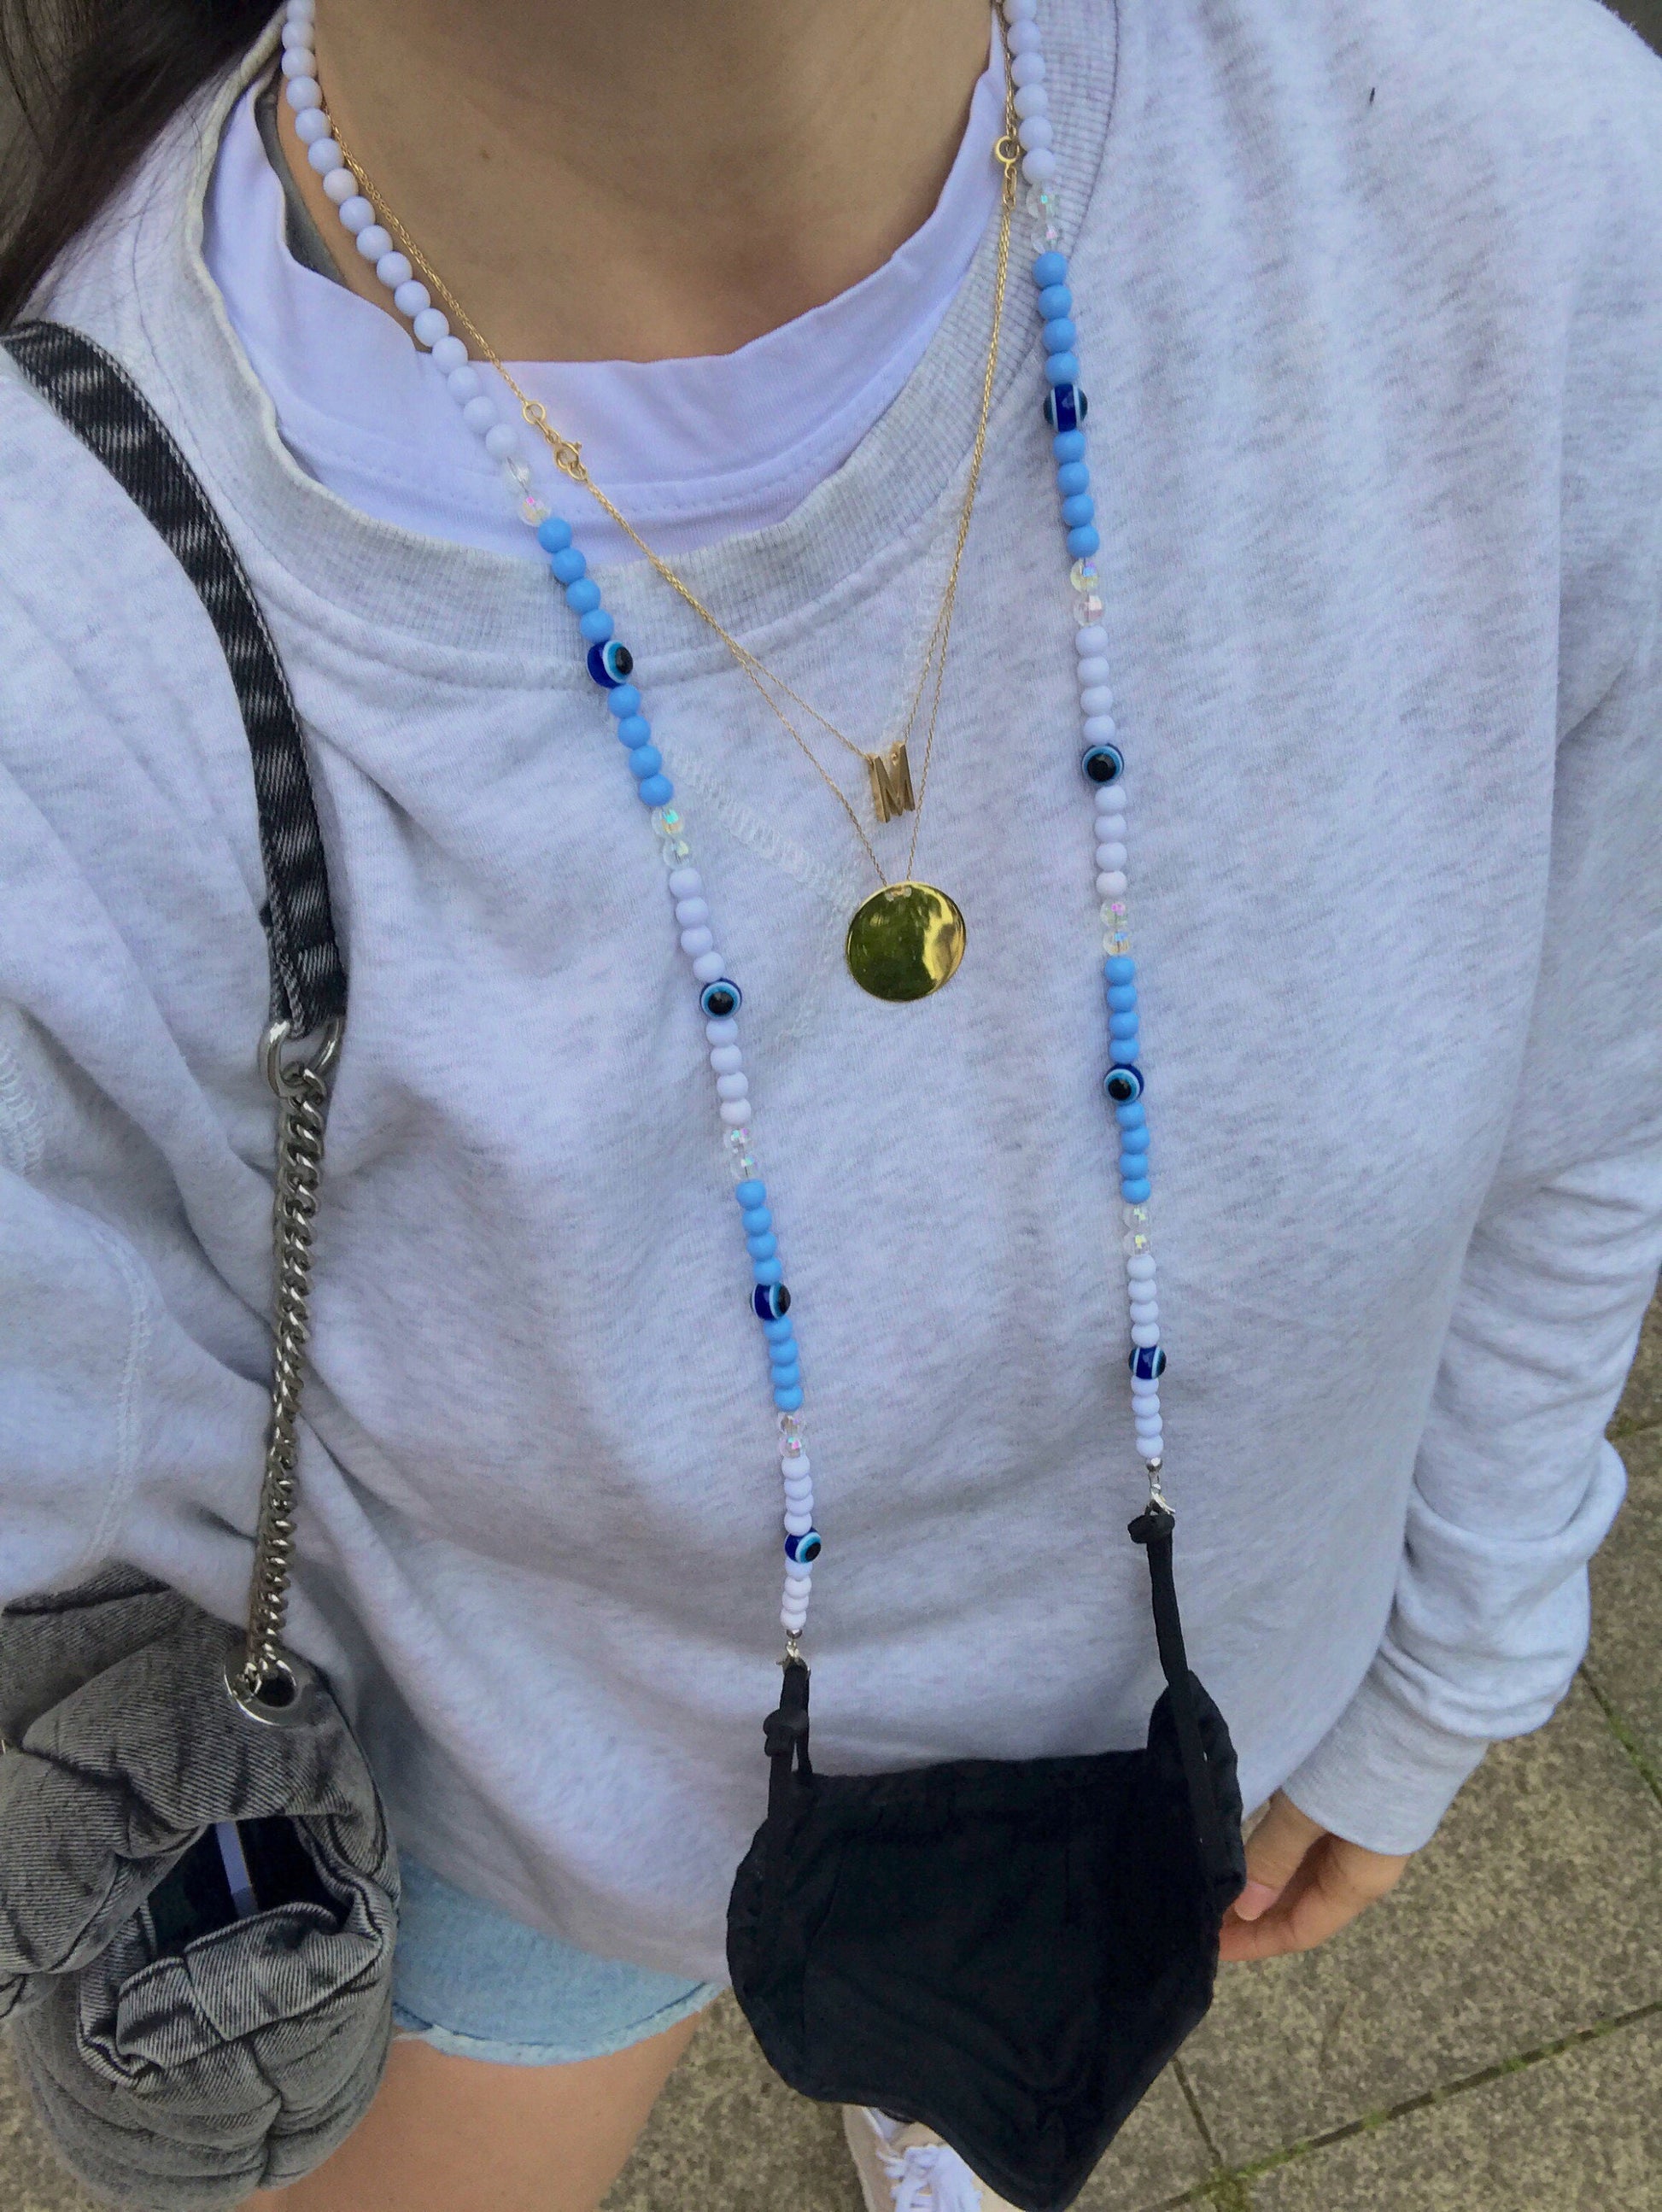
[1248,2007,1662,2212]
[606,1994,1214,2212]
[1610,1290,1662,1437]
[1587,1425,1662,1776]
[1176,1677,1662,2168]
[0,2046,97,2212]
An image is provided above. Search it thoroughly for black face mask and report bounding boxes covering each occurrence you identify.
[728,1503,1245,2212]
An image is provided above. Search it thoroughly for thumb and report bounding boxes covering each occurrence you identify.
[1232,1790,1326,1922]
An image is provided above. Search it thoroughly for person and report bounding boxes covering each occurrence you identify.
[1,0,1658,2206]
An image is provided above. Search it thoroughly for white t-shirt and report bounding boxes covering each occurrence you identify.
[204,35,1004,562]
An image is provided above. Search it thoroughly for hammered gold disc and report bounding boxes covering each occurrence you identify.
[845,882,967,1003]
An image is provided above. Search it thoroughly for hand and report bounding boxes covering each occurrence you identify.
[1218,1790,1413,1963]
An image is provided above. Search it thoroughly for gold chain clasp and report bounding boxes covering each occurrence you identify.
[520,399,586,479]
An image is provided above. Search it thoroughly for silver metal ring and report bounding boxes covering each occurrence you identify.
[262,1016,344,1097]
[224,1649,313,1727]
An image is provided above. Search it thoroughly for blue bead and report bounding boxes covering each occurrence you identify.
[1129,1343,1167,1381]
[636,774,673,805]
[1103,1064,1144,1103]
[774,1384,805,1412]
[606,683,642,718]
[734,1179,767,1208]
[1052,429,1087,462]
[1120,1124,1150,1154]
[588,641,635,688]
[784,1530,822,1565]
[1056,460,1091,495]
[747,1232,779,1261]
[1042,317,1078,354]
[1068,524,1102,558]
[1106,983,1138,1011]
[1120,1152,1150,1182]
[1103,956,1136,983]
[627,746,663,778]
[741,1207,773,1235]
[753,1257,784,1285]
[770,1363,802,1392]
[1082,743,1123,785]
[1109,1009,1140,1039]
[769,1337,799,1366]
[1037,283,1074,319]
[702,979,741,1019]
[565,578,602,614]
[578,607,614,643]
[536,516,573,555]
[548,547,586,584]
[1032,250,1068,287]
[616,715,651,746]
[1045,385,1087,434]
[753,1282,791,1320]
[1115,1101,1147,1128]
[1061,494,1096,529]
[1121,1177,1152,1204]
[1044,351,1080,387]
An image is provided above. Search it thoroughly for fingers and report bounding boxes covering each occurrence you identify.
[1220,1831,1413,1963]
[1235,1791,1326,1921]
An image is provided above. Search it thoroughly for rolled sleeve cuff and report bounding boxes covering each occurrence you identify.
[1279,1668,1492,1856]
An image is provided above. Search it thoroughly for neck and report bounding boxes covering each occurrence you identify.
[281,0,992,361]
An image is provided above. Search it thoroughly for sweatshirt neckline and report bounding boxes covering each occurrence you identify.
[126,0,1124,673]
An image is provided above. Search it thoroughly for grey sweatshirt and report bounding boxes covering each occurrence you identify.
[2,0,1659,1980]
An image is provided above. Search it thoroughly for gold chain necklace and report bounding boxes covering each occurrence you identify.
[326,46,1019,1000]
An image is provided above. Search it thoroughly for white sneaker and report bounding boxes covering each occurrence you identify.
[841,2104,1021,2212]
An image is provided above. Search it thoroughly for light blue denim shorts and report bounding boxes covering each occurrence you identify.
[390,1856,718,2065]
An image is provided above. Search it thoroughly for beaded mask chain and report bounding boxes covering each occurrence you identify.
[276,0,1167,1656]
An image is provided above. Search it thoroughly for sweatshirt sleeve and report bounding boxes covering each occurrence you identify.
[1282,590,1662,1856]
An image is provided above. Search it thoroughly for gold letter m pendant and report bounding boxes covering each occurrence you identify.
[866,740,916,823]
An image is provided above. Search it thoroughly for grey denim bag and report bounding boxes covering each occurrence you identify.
[0,324,399,2209]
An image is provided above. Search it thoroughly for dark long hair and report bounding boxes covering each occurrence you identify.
[0,0,272,326]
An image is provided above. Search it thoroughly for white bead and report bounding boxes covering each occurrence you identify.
[1097,843,1128,869]
[1131,1372,1161,1396]
[1021,149,1058,184]
[321,167,356,204]
[717,1073,750,1102]
[461,395,498,436]
[1080,687,1115,717]
[355,224,393,262]
[1130,1323,1161,1349]
[447,366,482,405]
[781,1451,810,1478]
[285,0,316,19]
[484,424,520,460]
[337,195,375,232]
[1129,1295,1159,1320]
[1006,20,1043,50]
[428,336,467,375]
[692,951,726,983]
[1013,84,1049,118]
[719,1100,752,1127]
[669,866,703,898]
[290,88,326,126]
[782,1482,814,1507]
[1075,625,1109,656]
[412,307,449,347]
[280,20,313,49]
[1097,813,1127,837]
[675,896,710,927]
[1003,0,1038,19]
[709,1044,743,1074]
[704,1015,738,1045]
[781,1606,809,1634]
[307,137,343,173]
[279,45,314,78]
[1017,117,1054,151]
[1011,51,1046,85]
[1095,785,1126,813]
[395,279,432,317]
[1127,1255,1156,1282]
[679,926,715,957]
[1097,870,1128,896]
[376,251,414,291]
[1076,658,1112,688]
[784,1512,814,1538]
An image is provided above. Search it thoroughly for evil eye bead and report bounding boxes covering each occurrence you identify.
[700,980,742,1019]
[1129,1343,1167,1380]
[1081,744,1125,785]
[1044,383,1088,434]
[1103,1064,1144,1103]
[753,1282,792,1321]
[784,1530,822,1565]
[586,640,635,688]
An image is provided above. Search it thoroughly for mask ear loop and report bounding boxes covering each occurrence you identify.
[764,1659,814,1823]
[1129,1504,1239,1900]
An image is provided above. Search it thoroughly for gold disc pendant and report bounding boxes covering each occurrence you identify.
[846,882,967,1003]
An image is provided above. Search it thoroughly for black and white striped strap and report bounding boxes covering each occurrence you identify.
[2,319,346,1036]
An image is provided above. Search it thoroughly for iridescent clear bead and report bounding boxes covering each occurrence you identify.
[781,1434,806,1459]
[777,1412,805,1442]
[724,1127,757,1179]
[1121,1201,1151,1231]
[503,459,535,492]
[1070,558,1100,594]
[651,805,684,840]
[1074,594,1107,627]
[1103,934,1133,958]
[518,494,551,527]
